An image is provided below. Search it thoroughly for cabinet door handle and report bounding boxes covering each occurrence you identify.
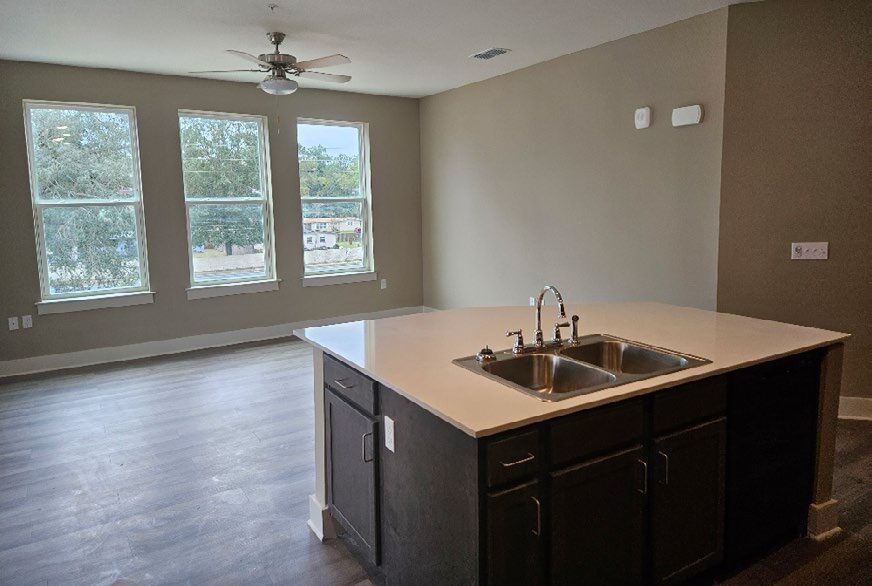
[658,451,669,485]
[531,496,541,537]
[334,378,354,390]
[636,459,648,494]
[500,453,535,468]
[362,432,374,463]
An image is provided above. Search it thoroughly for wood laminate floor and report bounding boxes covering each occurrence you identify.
[0,338,869,585]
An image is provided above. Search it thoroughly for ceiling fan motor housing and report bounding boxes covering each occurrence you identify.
[259,52,297,67]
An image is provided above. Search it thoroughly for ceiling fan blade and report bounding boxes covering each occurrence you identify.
[226,49,272,68]
[298,71,352,83]
[295,54,351,70]
[189,69,263,74]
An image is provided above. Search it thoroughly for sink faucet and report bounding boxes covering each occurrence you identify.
[534,285,567,348]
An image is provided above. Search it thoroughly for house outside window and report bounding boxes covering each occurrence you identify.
[178,111,275,287]
[297,119,373,277]
[23,101,151,303]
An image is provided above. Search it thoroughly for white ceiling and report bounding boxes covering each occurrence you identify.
[0,0,740,98]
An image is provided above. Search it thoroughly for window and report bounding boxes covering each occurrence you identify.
[178,111,275,287]
[297,119,372,276]
[24,101,150,301]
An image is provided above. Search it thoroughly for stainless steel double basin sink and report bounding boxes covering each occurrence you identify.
[453,334,710,402]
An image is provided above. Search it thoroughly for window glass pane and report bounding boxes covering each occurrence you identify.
[189,204,266,282]
[302,202,364,273]
[179,116,264,198]
[298,123,361,198]
[29,106,137,200]
[42,205,142,295]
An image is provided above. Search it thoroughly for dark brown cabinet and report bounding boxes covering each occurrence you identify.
[550,446,646,585]
[651,418,726,584]
[325,389,379,565]
[724,353,819,566]
[487,480,543,585]
[323,351,823,585]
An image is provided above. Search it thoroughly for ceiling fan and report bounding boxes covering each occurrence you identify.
[191,32,351,95]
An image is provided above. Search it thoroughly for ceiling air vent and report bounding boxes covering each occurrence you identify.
[470,47,511,60]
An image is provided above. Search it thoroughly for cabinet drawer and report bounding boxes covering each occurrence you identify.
[653,376,726,434]
[550,400,644,467]
[324,354,377,416]
[486,430,540,488]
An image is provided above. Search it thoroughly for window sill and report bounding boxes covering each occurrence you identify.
[186,279,280,300]
[36,291,155,315]
[302,271,377,287]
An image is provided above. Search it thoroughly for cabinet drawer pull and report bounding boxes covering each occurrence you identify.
[658,451,669,485]
[637,459,648,494]
[333,378,354,390]
[362,432,374,463]
[500,453,535,468]
[531,496,541,537]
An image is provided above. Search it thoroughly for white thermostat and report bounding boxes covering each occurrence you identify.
[634,107,651,129]
[672,105,703,127]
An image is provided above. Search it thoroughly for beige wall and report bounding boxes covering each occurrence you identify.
[0,60,422,361]
[420,10,728,310]
[717,0,871,398]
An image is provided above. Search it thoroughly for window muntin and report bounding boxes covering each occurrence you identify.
[24,101,150,299]
[179,111,274,286]
[297,120,372,276]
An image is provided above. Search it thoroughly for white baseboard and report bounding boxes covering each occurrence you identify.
[307,493,336,541]
[838,396,872,421]
[0,305,426,379]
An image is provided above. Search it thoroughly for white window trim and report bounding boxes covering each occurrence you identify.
[298,117,375,278]
[186,278,281,300]
[178,110,277,290]
[302,271,377,287]
[23,100,151,303]
[36,291,155,315]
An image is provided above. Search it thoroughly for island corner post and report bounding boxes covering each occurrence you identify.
[807,342,845,540]
[307,346,337,541]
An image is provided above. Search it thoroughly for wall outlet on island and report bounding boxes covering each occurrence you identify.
[791,242,828,260]
[384,416,395,452]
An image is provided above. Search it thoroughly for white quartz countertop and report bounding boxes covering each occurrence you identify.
[294,303,848,438]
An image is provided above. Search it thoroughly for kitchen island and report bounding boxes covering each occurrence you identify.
[295,302,848,584]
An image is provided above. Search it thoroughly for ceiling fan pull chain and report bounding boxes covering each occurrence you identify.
[275,95,281,134]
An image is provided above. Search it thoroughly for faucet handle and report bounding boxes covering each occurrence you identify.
[506,329,525,354]
[552,322,570,343]
[569,315,581,344]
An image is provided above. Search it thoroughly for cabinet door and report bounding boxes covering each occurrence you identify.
[326,390,378,565]
[487,480,542,585]
[652,417,725,584]
[550,446,646,585]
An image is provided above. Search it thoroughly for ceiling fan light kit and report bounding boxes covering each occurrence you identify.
[259,75,299,95]
[192,31,352,96]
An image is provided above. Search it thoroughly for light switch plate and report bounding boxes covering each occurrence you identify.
[791,242,828,260]
[8,316,19,331]
[384,416,395,452]
[22,315,33,329]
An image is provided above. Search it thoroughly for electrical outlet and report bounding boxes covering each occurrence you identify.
[22,315,33,329]
[791,242,828,260]
[380,278,387,290]
[529,297,536,306]
[8,317,19,331]
[384,416,395,452]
